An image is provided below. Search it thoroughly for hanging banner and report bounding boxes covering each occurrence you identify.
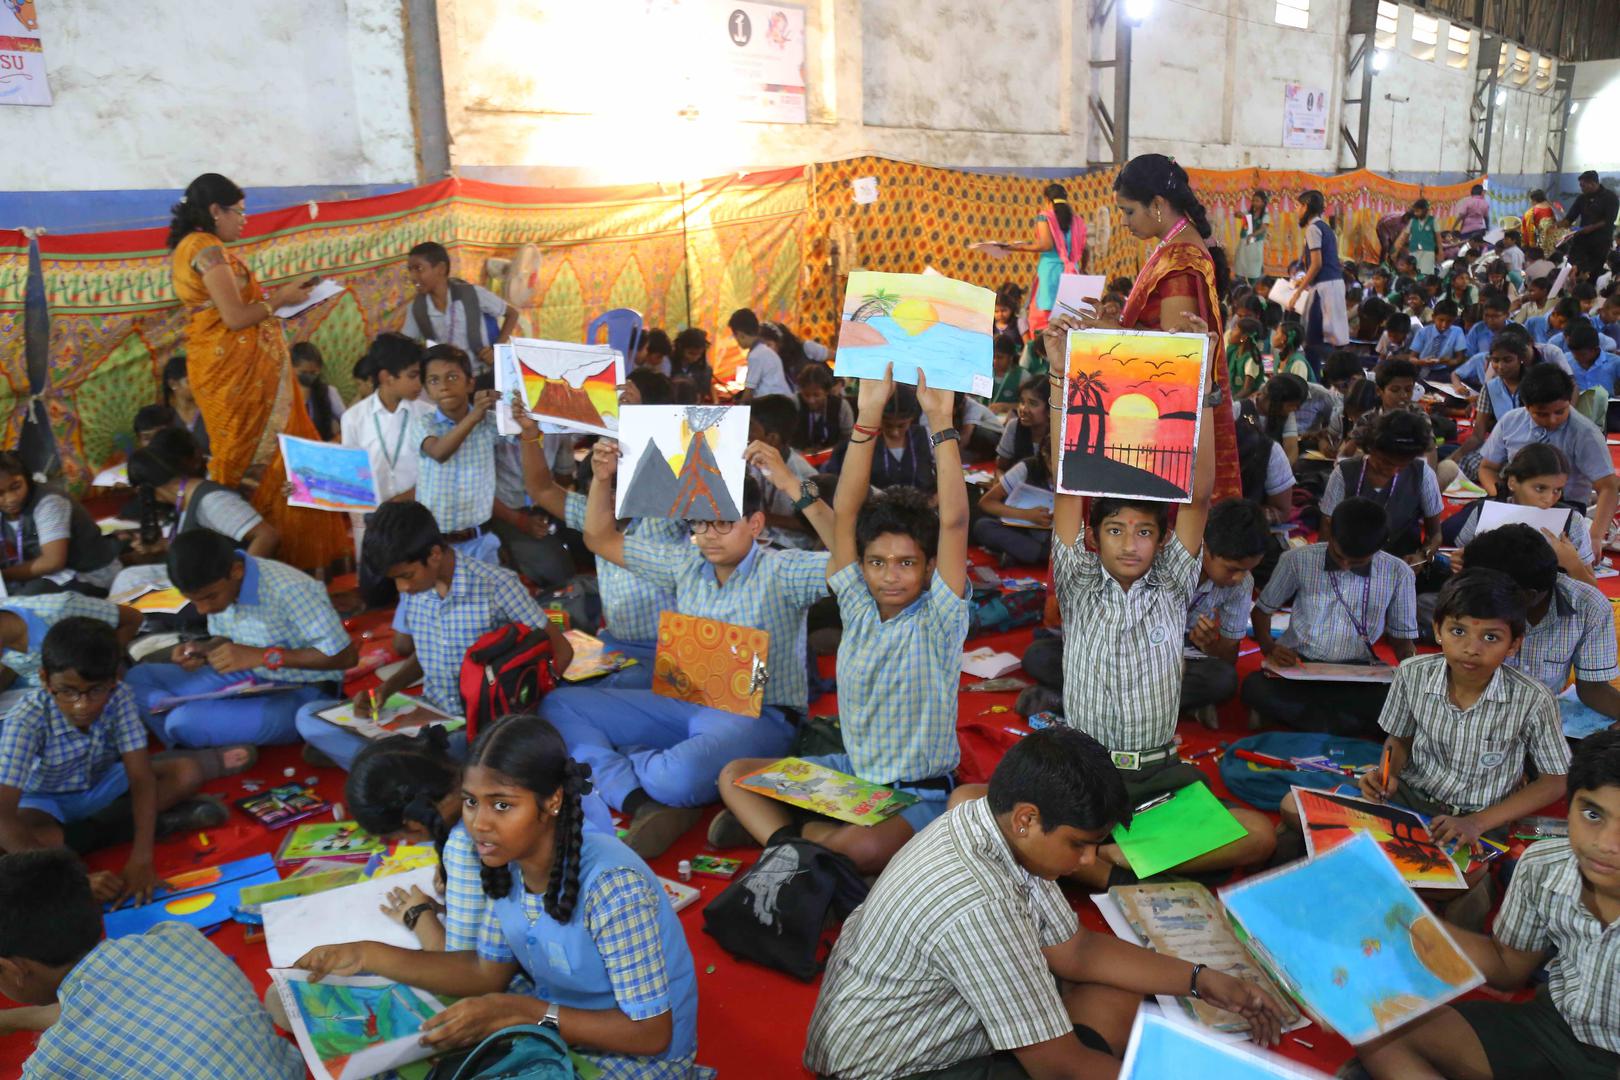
[1282,83,1327,149]
[717,1,807,123]
[0,0,48,107]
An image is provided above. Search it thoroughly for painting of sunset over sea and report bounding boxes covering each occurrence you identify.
[1056,329,1210,502]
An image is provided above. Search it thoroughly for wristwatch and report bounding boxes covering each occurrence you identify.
[930,427,961,447]
[402,901,437,932]
[792,479,821,512]
[261,647,285,671]
[540,1001,561,1030]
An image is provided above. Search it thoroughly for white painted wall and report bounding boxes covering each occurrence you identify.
[1,0,417,191]
[1570,60,1620,171]
[437,0,1094,185]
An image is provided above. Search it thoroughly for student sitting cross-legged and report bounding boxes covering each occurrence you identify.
[1242,497,1418,739]
[539,437,834,859]
[1182,499,1269,727]
[802,727,1289,1080]
[293,501,570,771]
[711,367,971,874]
[295,715,702,1076]
[1358,730,1620,1080]
[0,620,252,908]
[0,849,303,1078]
[953,312,1276,889]
[123,531,358,747]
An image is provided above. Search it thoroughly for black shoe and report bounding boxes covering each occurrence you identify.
[623,800,702,860]
[156,795,228,837]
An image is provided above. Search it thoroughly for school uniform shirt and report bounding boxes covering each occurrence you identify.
[1481,407,1614,506]
[393,556,544,716]
[620,534,829,712]
[340,393,436,502]
[21,921,303,1080]
[1294,381,1341,438]
[1052,523,1200,751]
[1454,501,1594,565]
[2,492,120,590]
[1230,398,1299,440]
[1255,543,1418,663]
[1476,372,1524,422]
[803,798,1080,1080]
[1567,351,1620,395]
[401,284,509,359]
[831,563,972,784]
[1186,571,1255,655]
[1455,352,1489,387]
[1551,330,1619,353]
[1510,576,1620,692]
[440,821,488,952]
[995,419,1039,464]
[0,593,122,686]
[743,342,793,397]
[1492,838,1620,1053]
[0,684,144,796]
[207,555,351,684]
[1464,319,1520,357]
[756,449,820,550]
[1319,458,1444,520]
[1377,654,1569,814]
[564,493,683,647]
[413,407,499,532]
[1411,323,1468,363]
[184,485,262,543]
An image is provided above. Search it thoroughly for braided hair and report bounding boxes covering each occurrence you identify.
[346,726,460,858]
[466,714,592,924]
[1114,154,1231,300]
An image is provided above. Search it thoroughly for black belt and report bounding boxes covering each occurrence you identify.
[443,521,493,544]
[899,774,954,792]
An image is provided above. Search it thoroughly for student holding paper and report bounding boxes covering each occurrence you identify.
[1358,731,1620,1080]
[1244,497,1418,738]
[1319,410,1446,566]
[971,440,1055,566]
[711,366,971,874]
[804,728,1286,1080]
[1452,444,1596,582]
[123,531,358,747]
[415,344,506,565]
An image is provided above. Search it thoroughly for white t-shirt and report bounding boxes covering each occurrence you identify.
[744,343,793,397]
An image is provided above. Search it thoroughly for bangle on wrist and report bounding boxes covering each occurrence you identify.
[1188,963,1207,999]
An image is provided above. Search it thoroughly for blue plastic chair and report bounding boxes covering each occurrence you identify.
[586,307,644,363]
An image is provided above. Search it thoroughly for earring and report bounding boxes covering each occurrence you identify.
[1154,206,1163,223]
[1019,828,1027,836]
[552,808,561,817]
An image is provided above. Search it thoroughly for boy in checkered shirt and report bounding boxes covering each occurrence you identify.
[1360,730,1620,1080]
[711,367,972,874]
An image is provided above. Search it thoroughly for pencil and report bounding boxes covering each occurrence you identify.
[1379,742,1392,795]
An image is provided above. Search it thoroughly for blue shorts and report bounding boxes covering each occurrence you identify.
[19,763,130,823]
[800,752,951,834]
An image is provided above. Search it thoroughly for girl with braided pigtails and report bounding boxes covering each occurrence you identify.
[298,715,702,1076]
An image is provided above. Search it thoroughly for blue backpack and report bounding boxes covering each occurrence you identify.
[1217,732,1382,811]
[427,1023,576,1080]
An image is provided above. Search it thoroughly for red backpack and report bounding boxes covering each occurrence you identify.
[457,624,560,743]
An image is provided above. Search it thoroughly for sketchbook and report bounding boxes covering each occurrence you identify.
[998,482,1054,528]
[1119,1010,1328,1079]
[1219,833,1483,1044]
[1294,787,1468,890]
[313,694,463,741]
[561,629,639,682]
[269,969,445,1080]
[275,821,388,867]
[1260,660,1394,684]
[274,278,345,319]
[262,866,438,968]
[149,679,299,713]
[652,612,769,717]
[1093,883,1302,1036]
[733,757,919,827]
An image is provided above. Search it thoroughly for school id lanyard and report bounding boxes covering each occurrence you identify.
[1329,570,1376,654]
[168,479,188,542]
[373,408,410,471]
[1355,464,1399,505]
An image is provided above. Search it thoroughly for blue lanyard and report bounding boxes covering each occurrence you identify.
[168,478,188,542]
[1329,570,1375,650]
[1356,463,1399,504]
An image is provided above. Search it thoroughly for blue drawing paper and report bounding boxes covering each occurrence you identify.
[833,272,995,396]
[1219,832,1482,1044]
[1558,685,1614,740]
[279,434,380,512]
[1120,1011,1326,1079]
[103,854,282,938]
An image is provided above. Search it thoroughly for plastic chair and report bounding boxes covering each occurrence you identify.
[586,308,644,364]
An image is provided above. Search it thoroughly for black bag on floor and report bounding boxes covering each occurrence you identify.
[702,838,869,981]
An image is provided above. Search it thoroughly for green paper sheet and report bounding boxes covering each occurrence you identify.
[1111,783,1248,878]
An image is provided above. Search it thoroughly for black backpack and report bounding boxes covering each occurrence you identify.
[702,838,869,981]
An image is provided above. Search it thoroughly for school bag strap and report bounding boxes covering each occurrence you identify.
[410,277,487,355]
[425,1022,576,1080]
[458,622,560,743]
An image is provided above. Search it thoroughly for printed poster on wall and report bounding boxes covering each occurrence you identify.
[717,1,806,123]
[0,0,49,107]
[1282,83,1327,149]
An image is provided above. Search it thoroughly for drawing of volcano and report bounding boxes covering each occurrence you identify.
[531,377,606,429]
[620,438,681,517]
[672,430,740,520]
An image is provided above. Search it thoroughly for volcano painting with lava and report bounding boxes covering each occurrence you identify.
[833,271,995,396]
[493,337,623,438]
[1056,328,1210,503]
[616,405,750,522]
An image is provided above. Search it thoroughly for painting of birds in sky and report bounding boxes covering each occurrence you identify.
[1056,329,1210,502]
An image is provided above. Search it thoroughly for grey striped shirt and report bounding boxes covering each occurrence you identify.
[1378,654,1571,813]
[803,799,1079,1079]
[1053,526,1201,751]
[1493,838,1620,1053]
[1510,576,1620,693]
[1256,544,1418,662]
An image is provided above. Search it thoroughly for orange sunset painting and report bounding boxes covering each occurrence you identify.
[1057,330,1208,502]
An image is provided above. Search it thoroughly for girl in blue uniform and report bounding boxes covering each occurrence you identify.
[298,715,701,1077]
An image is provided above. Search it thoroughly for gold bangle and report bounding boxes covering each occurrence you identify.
[519,433,542,443]
[262,300,275,319]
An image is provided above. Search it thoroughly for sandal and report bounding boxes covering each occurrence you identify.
[190,745,259,782]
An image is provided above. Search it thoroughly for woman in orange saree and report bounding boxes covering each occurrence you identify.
[166,174,350,572]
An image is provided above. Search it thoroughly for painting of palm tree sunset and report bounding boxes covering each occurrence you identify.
[1056,329,1210,502]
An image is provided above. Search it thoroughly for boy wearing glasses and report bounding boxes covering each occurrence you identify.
[0,619,249,908]
[415,344,504,565]
[540,434,835,858]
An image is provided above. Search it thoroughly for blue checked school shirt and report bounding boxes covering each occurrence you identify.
[0,685,145,795]
[23,922,303,1080]
[621,534,829,711]
[831,563,972,784]
[1510,576,1620,692]
[566,492,685,647]
[1256,543,1417,663]
[414,407,499,532]
[441,821,488,953]
[0,593,121,686]
[1480,407,1615,506]
[393,555,544,715]
[209,555,351,683]
[1186,572,1255,643]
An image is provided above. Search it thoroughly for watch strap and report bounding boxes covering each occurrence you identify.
[930,427,961,447]
[402,901,437,932]
[541,1001,561,1028]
